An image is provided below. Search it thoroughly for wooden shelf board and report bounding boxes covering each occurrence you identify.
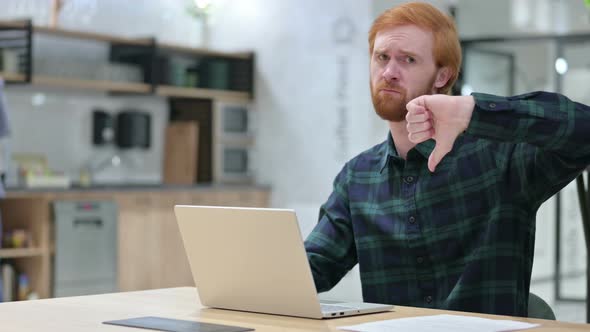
[158,42,252,60]
[0,20,28,29]
[0,248,45,258]
[0,71,26,82]
[34,26,151,46]
[156,85,251,102]
[4,75,252,100]
[32,76,152,94]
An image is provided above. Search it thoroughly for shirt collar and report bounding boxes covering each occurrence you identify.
[414,138,436,159]
[379,133,397,173]
[379,132,436,173]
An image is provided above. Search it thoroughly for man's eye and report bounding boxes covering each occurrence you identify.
[405,56,416,64]
[377,54,389,61]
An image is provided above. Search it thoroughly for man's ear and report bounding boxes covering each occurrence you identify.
[434,67,452,89]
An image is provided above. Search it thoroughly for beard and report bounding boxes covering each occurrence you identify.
[371,77,436,122]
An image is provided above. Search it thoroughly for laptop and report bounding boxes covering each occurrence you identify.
[174,205,394,319]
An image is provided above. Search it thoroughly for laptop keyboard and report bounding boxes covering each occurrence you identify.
[320,304,355,312]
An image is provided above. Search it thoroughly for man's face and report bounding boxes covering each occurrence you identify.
[370,25,440,122]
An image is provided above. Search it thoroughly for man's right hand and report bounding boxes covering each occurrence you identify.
[406,95,475,172]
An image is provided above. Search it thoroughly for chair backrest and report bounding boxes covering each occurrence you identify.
[528,292,556,320]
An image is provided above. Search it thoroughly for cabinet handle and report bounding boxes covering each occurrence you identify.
[73,219,103,227]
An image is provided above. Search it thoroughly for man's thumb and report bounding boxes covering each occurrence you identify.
[428,142,451,172]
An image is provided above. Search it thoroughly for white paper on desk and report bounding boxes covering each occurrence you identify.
[339,314,540,332]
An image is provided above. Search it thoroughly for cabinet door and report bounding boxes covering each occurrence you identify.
[156,192,194,288]
[117,193,162,291]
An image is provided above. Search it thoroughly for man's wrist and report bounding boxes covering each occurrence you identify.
[460,96,475,131]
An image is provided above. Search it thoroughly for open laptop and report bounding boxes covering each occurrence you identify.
[174,205,394,319]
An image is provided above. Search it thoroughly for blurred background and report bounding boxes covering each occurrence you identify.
[0,0,588,324]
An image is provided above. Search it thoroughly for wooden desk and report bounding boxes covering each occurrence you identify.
[0,287,587,331]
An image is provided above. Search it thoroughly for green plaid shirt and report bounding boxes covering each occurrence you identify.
[304,91,590,316]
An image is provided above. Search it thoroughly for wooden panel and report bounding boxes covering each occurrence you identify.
[169,99,213,183]
[0,248,44,258]
[155,192,194,288]
[34,26,151,46]
[32,76,151,94]
[158,42,252,60]
[163,122,199,185]
[117,193,162,291]
[157,85,251,102]
[0,71,26,82]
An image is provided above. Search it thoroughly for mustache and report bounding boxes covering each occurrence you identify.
[375,82,406,94]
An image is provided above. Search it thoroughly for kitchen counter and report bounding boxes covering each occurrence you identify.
[5,183,271,197]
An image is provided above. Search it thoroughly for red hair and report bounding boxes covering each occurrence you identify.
[368,2,462,94]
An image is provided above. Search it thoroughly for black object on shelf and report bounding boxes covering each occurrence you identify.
[112,40,255,95]
[92,110,115,146]
[109,37,157,93]
[116,111,151,149]
[229,56,254,94]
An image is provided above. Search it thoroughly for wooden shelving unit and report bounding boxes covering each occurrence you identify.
[0,197,51,300]
[32,76,152,94]
[0,72,26,83]
[156,85,250,102]
[34,26,151,46]
[0,248,45,258]
[158,42,252,60]
[0,20,254,101]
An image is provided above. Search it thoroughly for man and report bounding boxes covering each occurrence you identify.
[304,2,590,317]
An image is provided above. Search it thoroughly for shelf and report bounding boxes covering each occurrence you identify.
[34,26,151,46]
[1,73,251,100]
[0,248,45,258]
[0,20,28,29]
[0,20,254,100]
[158,42,251,60]
[0,20,249,58]
[156,85,251,102]
[1,72,151,94]
[0,72,26,82]
[32,76,151,94]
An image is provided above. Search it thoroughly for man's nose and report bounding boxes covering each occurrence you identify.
[382,63,400,83]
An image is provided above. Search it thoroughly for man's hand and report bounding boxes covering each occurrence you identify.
[406,95,475,172]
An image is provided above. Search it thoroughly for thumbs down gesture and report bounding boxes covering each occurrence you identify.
[405,95,475,172]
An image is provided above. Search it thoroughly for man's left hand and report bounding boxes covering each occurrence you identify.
[406,95,475,172]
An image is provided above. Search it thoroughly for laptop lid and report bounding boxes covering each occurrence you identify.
[174,205,324,319]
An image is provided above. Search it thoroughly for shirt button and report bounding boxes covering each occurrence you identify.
[405,176,414,183]
[489,102,496,108]
[417,256,424,264]
[409,216,416,224]
[425,295,433,303]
